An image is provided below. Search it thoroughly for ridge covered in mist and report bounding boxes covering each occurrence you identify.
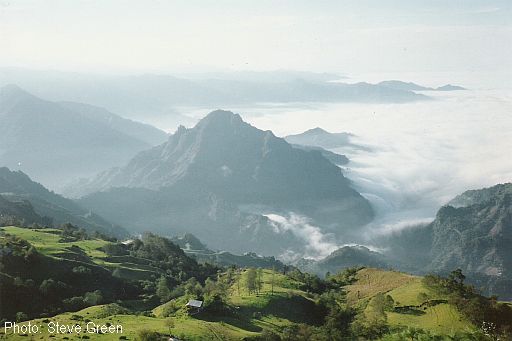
[0,85,167,190]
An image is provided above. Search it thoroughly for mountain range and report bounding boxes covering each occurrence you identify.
[73,110,374,256]
[1,69,428,121]
[378,80,466,92]
[0,85,167,190]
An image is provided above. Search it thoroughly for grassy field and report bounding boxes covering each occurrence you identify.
[1,226,160,280]
[2,305,255,340]
[346,268,475,335]
[1,226,110,258]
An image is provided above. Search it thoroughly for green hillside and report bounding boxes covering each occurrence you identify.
[2,269,318,340]
[2,227,510,340]
[345,268,474,335]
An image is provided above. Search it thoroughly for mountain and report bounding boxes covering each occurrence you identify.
[285,127,370,152]
[59,101,168,146]
[295,245,388,276]
[0,69,428,120]
[378,80,433,91]
[435,84,466,91]
[75,110,374,256]
[290,144,349,165]
[428,183,512,299]
[0,85,164,190]
[0,167,127,237]
[375,223,433,272]
[378,80,466,92]
[0,195,47,226]
[171,233,287,270]
[317,246,388,273]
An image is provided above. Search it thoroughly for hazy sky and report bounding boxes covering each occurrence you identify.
[1,0,511,76]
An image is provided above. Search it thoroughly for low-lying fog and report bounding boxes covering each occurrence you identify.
[144,84,512,251]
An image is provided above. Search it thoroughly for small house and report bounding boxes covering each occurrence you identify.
[186,299,203,315]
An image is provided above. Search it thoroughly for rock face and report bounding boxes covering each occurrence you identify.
[76,110,374,255]
[428,183,512,299]
[0,167,127,237]
[0,85,165,190]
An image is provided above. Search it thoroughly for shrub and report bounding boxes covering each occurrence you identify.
[136,329,160,341]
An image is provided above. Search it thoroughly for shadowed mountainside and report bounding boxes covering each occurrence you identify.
[0,85,166,190]
[74,110,373,256]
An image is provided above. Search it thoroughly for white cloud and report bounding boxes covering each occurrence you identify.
[264,212,339,259]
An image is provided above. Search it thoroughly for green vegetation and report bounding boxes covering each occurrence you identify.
[1,226,510,340]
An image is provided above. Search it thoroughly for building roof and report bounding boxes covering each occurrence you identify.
[186,299,203,308]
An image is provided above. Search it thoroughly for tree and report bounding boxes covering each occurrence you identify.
[237,271,241,296]
[184,277,202,297]
[449,269,466,293]
[259,329,282,340]
[203,277,216,298]
[15,312,28,322]
[256,268,264,294]
[270,266,275,296]
[156,276,171,302]
[84,290,103,306]
[246,268,257,295]
[383,295,395,312]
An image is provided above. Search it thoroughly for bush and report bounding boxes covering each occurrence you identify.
[84,290,103,306]
[15,312,28,322]
[136,329,160,341]
[63,296,86,311]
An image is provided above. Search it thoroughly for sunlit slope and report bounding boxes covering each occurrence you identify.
[4,269,318,340]
[1,226,161,280]
[346,268,475,335]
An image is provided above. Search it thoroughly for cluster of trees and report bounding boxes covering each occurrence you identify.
[0,230,136,321]
[244,268,264,295]
[286,268,329,294]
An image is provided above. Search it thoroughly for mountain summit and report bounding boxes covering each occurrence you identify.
[77,110,365,203]
[76,110,373,255]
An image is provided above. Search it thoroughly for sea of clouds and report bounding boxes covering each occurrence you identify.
[146,79,512,256]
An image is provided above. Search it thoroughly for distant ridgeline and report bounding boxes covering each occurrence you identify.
[0,167,127,237]
[0,84,168,190]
